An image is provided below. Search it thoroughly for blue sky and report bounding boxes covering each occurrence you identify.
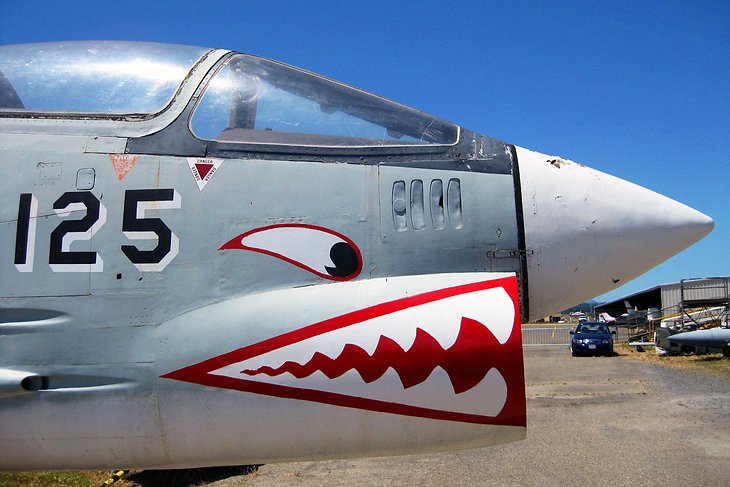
[1,0,727,303]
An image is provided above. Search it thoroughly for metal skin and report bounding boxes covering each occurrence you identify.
[0,42,713,470]
[669,328,730,351]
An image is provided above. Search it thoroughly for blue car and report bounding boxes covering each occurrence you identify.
[570,322,615,356]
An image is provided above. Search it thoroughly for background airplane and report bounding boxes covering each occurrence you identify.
[0,41,713,470]
[599,303,661,326]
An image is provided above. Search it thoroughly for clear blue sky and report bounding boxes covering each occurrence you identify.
[2,0,727,303]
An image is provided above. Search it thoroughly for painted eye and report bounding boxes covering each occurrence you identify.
[220,224,362,281]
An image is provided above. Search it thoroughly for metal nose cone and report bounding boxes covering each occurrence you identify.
[515,147,714,321]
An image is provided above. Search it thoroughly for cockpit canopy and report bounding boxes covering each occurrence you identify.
[0,41,458,147]
[0,41,208,114]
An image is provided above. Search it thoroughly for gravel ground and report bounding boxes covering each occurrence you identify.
[187,346,730,487]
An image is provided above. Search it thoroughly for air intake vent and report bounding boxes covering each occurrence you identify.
[392,178,463,231]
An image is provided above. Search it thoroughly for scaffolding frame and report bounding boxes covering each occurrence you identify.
[628,277,730,346]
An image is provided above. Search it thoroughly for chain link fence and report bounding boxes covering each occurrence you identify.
[522,325,628,346]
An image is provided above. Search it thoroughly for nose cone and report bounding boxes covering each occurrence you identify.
[516,147,713,321]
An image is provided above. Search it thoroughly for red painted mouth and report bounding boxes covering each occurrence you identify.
[163,277,525,426]
[245,316,508,395]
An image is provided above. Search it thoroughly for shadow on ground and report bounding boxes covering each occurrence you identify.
[127,465,261,486]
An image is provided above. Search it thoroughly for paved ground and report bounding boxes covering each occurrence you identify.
[133,346,730,486]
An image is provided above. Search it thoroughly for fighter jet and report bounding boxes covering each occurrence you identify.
[0,41,713,470]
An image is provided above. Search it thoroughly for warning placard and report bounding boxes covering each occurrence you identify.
[187,157,224,191]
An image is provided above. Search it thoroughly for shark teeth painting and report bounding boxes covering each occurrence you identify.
[163,276,526,426]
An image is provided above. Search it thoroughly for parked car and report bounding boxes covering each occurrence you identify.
[570,322,615,356]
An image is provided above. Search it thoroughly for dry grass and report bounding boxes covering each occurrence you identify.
[0,471,130,487]
[615,342,730,379]
[0,466,260,487]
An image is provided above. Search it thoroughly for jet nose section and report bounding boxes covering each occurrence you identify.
[515,147,713,321]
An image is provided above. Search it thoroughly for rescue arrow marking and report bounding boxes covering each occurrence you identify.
[109,154,140,181]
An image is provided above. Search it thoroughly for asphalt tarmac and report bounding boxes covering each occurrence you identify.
[204,346,730,487]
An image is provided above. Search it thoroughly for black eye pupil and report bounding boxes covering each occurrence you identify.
[325,242,359,278]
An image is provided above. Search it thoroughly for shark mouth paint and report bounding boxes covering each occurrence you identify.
[163,276,525,426]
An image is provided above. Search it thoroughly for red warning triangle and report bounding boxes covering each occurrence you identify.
[195,163,214,180]
[186,157,224,191]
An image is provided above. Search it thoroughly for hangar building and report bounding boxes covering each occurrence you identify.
[595,277,729,320]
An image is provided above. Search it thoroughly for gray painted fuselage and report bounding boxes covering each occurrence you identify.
[0,42,713,470]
